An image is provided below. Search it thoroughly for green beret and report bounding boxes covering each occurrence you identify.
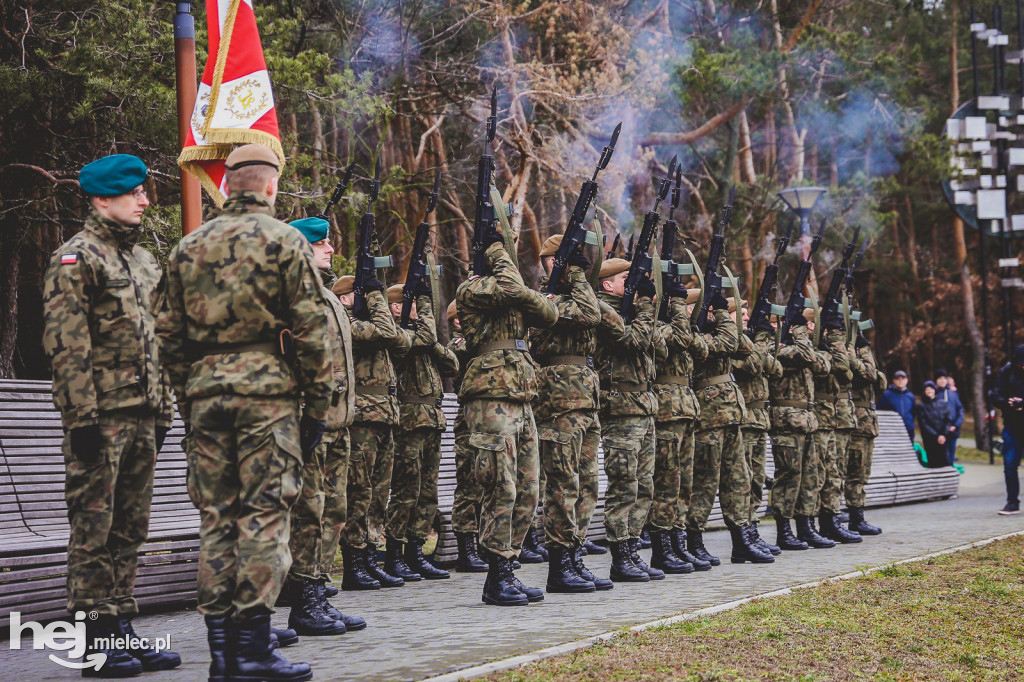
[79,154,148,197]
[290,217,330,243]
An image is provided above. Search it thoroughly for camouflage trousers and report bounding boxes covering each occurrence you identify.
[538,410,600,549]
[186,395,301,618]
[818,428,848,514]
[687,424,749,531]
[289,428,349,581]
[464,399,539,559]
[809,428,835,515]
[64,411,156,617]
[451,407,482,533]
[344,422,393,550]
[385,427,443,544]
[648,419,694,532]
[602,415,656,542]
[769,431,818,519]
[743,427,768,523]
[319,429,350,580]
[845,433,875,508]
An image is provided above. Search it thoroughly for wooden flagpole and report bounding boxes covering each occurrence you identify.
[173,1,203,234]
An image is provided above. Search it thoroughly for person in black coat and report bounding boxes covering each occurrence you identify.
[991,344,1024,514]
[914,381,952,468]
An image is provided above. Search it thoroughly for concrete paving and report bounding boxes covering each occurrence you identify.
[2,461,1021,681]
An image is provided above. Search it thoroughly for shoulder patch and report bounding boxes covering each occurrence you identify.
[468,275,481,281]
[60,254,78,265]
[546,294,556,299]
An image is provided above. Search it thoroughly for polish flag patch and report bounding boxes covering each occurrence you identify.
[60,254,78,265]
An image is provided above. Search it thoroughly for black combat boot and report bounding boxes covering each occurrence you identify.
[670,528,711,571]
[819,511,862,544]
[231,614,312,682]
[384,539,422,581]
[271,626,298,647]
[365,546,405,587]
[749,522,781,555]
[480,549,529,606]
[455,532,489,572]
[848,506,883,535]
[287,579,346,636]
[82,614,142,678]
[519,528,546,563]
[638,529,652,549]
[205,615,230,682]
[649,530,694,574]
[573,546,613,590]
[795,515,836,548]
[583,539,609,555]
[341,544,381,590]
[609,541,649,582]
[774,515,808,550]
[118,616,182,672]
[729,525,775,564]
[837,510,850,524]
[546,544,596,593]
[686,528,721,566]
[323,583,340,598]
[317,580,366,631]
[405,539,450,580]
[628,538,665,580]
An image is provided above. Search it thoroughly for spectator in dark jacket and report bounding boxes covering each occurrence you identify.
[879,370,915,441]
[934,369,964,464]
[991,344,1024,515]
[915,382,952,468]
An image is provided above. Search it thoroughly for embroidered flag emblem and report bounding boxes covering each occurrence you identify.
[60,254,78,265]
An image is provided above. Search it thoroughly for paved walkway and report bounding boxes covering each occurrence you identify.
[3,461,1021,681]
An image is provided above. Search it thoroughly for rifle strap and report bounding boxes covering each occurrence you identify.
[490,186,518,270]
[589,220,604,289]
[685,247,704,327]
[809,288,821,347]
[722,264,741,333]
[652,233,664,305]
[426,247,441,332]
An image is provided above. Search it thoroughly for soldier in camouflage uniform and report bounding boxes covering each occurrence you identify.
[155,144,326,681]
[332,275,411,590]
[530,235,607,593]
[384,284,459,582]
[43,153,181,677]
[734,306,782,557]
[594,258,662,582]
[846,330,886,535]
[456,238,558,606]
[798,319,839,549]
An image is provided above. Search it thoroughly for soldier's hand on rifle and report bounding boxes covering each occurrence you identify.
[709,290,729,310]
[484,231,505,248]
[300,415,327,462]
[636,276,656,299]
[568,250,590,270]
[70,424,103,464]
[413,278,432,296]
[855,333,869,349]
[365,277,386,293]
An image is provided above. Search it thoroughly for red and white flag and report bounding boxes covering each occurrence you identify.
[177,0,285,205]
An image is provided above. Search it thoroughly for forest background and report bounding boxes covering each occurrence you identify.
[0,0,1013,448]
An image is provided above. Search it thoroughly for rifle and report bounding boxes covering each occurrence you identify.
[543,123,621,294]
[693,184,736,333]
[819,226,861,330]
[780,218,827,341]
[352,158,393,320]
[471,85,500,276]
[606,233,622,259]
[658,166,690,322]
[625,235,635,260]
[620,155,677,322]
[317,162,357,219]
[746,217,795,338]
[401,170,442,329]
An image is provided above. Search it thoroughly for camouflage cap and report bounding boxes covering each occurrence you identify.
[79,154,148,197]
[446,300,458,322]
[333,275,355,296]
[539,234,562,257]
[225,144,280,171]
[599,257,631,279]
[387,283,405,305]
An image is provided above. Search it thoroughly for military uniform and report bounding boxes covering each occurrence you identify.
[846,339,886,534]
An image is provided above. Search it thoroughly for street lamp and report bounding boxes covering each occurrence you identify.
[778,186,827,235]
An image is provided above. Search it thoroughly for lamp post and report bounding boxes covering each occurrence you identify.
[777,186,827,236]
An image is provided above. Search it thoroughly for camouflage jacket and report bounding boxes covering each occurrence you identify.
[734,328,782,432]
[826,329,857,431]
[346,289,411,425]
[394,296,459,431]
[653,298,707,423]
[810,340,837,429]
[154,192,331,421]
[851,343,886,437]
[694,309,748,431]
[446,322,470,394]
[455,242,558,403]
[530,266,602,422]
[595,293,656,419]
[769,325,819,434]
[321,270,355,432]
[43,211,174,430]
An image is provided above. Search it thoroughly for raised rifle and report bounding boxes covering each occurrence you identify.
[471,85,500,276]
[620,155,677,322]
[780,218,827,341]
[401,170,442,329]
[747,217,795,338]
[693,184,736,333]
[352,158,393,321]
[625,235,635,260]
[317,162,357,219]
[606,233,622,259]
[819,226,861,331]
[543,123,621,294]
[658,165,688,322]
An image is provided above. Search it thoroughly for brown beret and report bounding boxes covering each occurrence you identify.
[332,275,355,296]
[679,288,701,304]
[539,234,562,257]
[727,297,748,313]
[224,144,280,171]
[387,283,405,305]
[802,307,816,322]
[446,301,458,322]
[599,258,631,279]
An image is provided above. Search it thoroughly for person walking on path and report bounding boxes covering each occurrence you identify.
[879,370,915,442]
[934,370,963,464]
[991,344,1024,515]
[915,381,953,469]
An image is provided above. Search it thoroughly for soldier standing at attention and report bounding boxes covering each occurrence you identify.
[799,319,838,549]
[456,236,558,606]
[846,329,886,535]
[331,274,411,590]
[43,153,181,678]
[384,283,459,582]
[155,144,329,682]
[594,258,661,583]
[282,217,363,637]
[530,235,608,593]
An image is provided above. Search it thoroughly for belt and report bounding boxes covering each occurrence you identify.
[357,385,397,396]
[817,392,838,401]
[544,354,594,368]
[400,395,443,407]
[608,381,652,393]
[654,375,691,386]
[695,373,734,390]
[747,399,769,410]
[773,399,813,409]
[478,339,528,354]
[854,401,877,410]
[199,341,277,356]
